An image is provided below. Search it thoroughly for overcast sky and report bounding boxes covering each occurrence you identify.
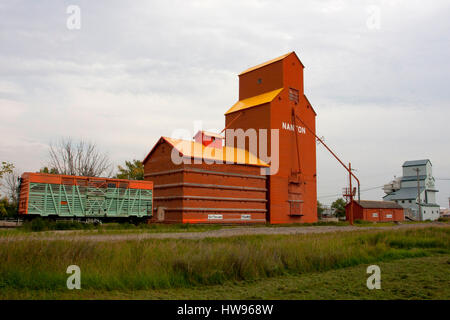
[1,0,449,207]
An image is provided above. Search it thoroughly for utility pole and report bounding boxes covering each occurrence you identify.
[349,163,354,225]
[414,168,422,221]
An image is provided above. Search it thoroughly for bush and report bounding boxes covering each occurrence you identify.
[22,218,96,232]
[30,218,46,232]
[0,197,17,218]
[354,219,373,225]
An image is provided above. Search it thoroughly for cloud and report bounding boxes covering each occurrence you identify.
[0,0,449,206]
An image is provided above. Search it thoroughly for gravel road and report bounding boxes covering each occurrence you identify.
[1,222,448,242]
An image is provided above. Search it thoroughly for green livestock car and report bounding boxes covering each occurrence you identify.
[18,172,153,220]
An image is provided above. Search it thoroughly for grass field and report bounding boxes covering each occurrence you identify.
[0,226,449,299]
[0,219,436,238]
[3,255,448,300]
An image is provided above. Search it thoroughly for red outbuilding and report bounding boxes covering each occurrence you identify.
[345,200,404,222]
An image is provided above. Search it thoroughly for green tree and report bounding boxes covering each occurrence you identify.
[1,162,17,217]
[0,197,16,218]
[0,162,14,180]
[331,198,347,217]
[317,200,325,218]
[115,160,144,180]
[39,167,59,174]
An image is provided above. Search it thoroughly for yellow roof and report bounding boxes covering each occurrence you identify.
[239,52,293,75]
[163,137,269,167]
[224,88,283,115]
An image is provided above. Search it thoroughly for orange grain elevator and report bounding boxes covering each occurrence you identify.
[224,52,317,223]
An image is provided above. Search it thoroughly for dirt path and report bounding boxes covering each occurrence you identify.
[1,222,448,242]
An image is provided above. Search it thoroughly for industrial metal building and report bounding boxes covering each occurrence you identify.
[143,52,318,224]
[224,52,317,223]
[383,159,440,221]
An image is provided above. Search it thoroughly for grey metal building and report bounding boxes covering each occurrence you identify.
[383,159,440,221]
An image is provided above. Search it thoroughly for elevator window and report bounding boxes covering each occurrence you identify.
[289,88,299,104]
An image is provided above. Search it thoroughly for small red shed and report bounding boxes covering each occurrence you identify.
[345,200,404,222]
[193,131,224,149]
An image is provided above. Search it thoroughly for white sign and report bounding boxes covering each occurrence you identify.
[208,214,223,220]
[281,122,306,134]
[241,214,251,220]
[386,214,392,218]
[372,213,378,217]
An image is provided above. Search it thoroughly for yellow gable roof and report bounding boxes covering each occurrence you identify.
[224,88,283,115]
[239,52,294,75]
[163,137,269,167]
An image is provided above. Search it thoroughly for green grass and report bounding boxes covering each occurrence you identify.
[0,227,448,298]
[0,220,224,236]
[3,255,447,299]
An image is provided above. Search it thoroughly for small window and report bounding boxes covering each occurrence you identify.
[402,200,405,203]
[409,200,412,203]
[289,88,299,104]
[257,78,262,84]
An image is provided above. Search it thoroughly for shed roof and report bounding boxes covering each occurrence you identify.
[143,136,269,167]
[238,52,303,75]
[193,130,224,139]
[402,159,430,167]
[349,200,403,209]
[383,187,423,201]
[224,88,283,115]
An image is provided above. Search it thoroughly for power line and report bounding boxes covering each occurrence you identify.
[317,185,383,199]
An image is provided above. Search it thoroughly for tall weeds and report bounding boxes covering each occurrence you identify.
[0,227,448,291]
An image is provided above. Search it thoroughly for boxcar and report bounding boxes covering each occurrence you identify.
[18,172,153,220]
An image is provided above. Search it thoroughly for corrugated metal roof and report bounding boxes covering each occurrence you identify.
[224,88,283,115]
[239,52,294,75]
[402,159,430,167]
[349,200,403,209]
[383,187,423,200]
[401,175,427,182]
[163,137,269,167]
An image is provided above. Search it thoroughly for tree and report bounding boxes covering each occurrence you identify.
[317,200,325,219]
[115,160,144,180]
[1,169,20,206]
[0,162,14,181]
[331,198,347,217]
[0,197,16,218]
[1,162,19,217]
[47,137,113,177]
[39,167,58,174]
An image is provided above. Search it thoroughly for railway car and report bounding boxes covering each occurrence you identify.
[17,172,153,221]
